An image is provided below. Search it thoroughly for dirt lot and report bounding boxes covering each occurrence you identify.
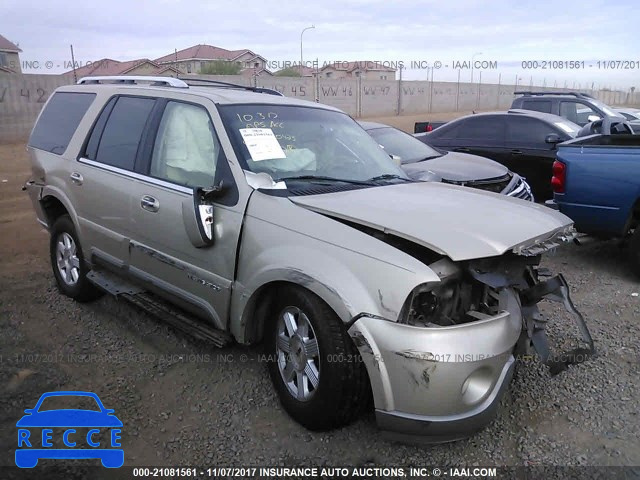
[1,138,639,476]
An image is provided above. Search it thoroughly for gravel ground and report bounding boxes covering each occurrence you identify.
[1,142,639,476]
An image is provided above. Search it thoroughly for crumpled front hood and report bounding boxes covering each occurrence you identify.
[290,182,573,261]
[402,152,508,182]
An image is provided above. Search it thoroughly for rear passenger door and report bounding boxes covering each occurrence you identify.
[74,95,158,266]
[504,116,558,199]
[127,98,244,330]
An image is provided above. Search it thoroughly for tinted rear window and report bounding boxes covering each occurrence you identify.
[458,116,505,140]
[521,100,552,114]
[28,92,96,155]
[95,96,156,170]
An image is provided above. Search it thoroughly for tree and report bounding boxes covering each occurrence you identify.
[200,60,242,75]
[275,67,302,77]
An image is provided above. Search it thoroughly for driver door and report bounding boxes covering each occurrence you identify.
[128,98,244,329]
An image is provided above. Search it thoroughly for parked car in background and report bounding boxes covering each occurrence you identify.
[360,121,533,201]
[24,76,593,443]
[511,91,640,132]
[615,107,640,122]
[415,110,580,201]
[548,117,640,274]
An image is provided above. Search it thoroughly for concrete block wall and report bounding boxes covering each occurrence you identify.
[1,72,638,143]
[0,73,74,143]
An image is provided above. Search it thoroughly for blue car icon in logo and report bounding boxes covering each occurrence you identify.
[16,391,123,468]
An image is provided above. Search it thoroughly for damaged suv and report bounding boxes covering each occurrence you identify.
[24,76,593,442]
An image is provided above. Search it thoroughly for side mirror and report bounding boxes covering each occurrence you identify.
[24,409,34,414]
[181,183,225,248]
[545,133,561,145]
[587,114,601,123]
[389,154,402,166]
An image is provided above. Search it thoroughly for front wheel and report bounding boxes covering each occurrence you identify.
[49,215,103,302]
[265,286,370,431]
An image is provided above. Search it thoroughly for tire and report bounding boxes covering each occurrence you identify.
[265,286,370,431]
[49,215,103,302]
[629,228,640,276]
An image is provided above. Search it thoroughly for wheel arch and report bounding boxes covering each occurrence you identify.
[626,196,640,233]
[231,275,358,345]
[39,187,79,231]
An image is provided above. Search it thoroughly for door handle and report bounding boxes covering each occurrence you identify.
[140,195,159,213]
[70,172,83,185]
[511,149,523,155]
[454,147,470,153]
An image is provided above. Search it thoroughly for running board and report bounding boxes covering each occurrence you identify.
[87,270,232,347]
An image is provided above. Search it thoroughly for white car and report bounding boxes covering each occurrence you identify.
[615,107,640,122]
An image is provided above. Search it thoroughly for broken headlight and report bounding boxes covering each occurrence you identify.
[398,259,500,328]
[400,280,500,327]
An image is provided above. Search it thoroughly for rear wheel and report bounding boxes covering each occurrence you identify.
[265,286,370,430]
[49,215,103,302]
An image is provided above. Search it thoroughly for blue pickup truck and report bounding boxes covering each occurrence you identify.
[550,118,640,272]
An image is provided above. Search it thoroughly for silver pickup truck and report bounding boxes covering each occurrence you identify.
[24,76,593,443]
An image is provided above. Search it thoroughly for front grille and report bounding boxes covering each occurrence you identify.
[443,172,513,194]
[506,177,534,201]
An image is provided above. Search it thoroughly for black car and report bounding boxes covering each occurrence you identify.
[360,121,533,201]
[415,110,581,200]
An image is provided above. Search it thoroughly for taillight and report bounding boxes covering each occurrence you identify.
[426,124,433,132]
[551,160,566,194]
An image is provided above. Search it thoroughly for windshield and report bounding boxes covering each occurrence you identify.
[553,120,581,137]
[219,105,408,183]
[619,111,640,121]
[367,126,443,164]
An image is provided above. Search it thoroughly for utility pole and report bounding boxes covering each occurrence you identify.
[70,45,77,83]
[300,25,315,72]
[471,52,482,83]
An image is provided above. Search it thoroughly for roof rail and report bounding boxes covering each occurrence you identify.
[183,78,284,96]
[514,91,594,99]
[77,76,189,88]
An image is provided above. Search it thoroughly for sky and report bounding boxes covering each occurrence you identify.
[2,0,638,89]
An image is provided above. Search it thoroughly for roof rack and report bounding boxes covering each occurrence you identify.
[77,76,189,88]
[183,78,283,96]
[76,75,284,96]
[514,91,595,99]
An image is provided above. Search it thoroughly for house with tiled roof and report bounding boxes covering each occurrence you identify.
[63,58,180,78]
[154,44,271,76]
[320,61,396,80]
[0,34,22,73]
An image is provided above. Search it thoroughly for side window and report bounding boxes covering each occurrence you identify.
[435,121,462,139]
[84,97,117,160]
[94,97,156,170]
[506,117,556,144]
[458,116,505,141]
[150,102,218,188]
[29,92,96,155]
[521,100,552,114]
[559,102,599,125]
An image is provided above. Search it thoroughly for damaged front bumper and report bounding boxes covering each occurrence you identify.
[348,259,594,443]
